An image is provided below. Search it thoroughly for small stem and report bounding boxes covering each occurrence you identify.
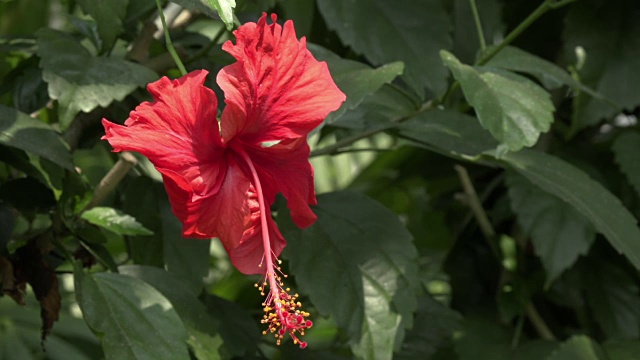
[332,147,391,155]
[185,25,227,65]
[526,303,556,340]
[511,315,525,349]
[79,241,116,272]
[435,81,460,106]
[476,0,554,66]
[155,0,188,75]
[310,101,433,158]
[549,0,579,9]
[454,165,499,256]
[126,21,158,63]
[85,152,138,210]
[469,0,487,51]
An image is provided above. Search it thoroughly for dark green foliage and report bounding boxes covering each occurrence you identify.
[2,0,640,359]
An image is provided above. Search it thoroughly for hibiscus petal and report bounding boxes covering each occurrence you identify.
[227,185,287,275]
[244,138,318,229]
[161,156,283,275]
[102,70,225,197]
[217,13,346,144]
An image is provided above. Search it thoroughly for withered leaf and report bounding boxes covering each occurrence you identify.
[12,238,61,342]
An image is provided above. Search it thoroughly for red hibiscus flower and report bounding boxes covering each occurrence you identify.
[102,13,345,347]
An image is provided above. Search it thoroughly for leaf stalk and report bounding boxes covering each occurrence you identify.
[155,0,188,76]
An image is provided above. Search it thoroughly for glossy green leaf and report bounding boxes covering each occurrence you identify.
[77,0,128,53]
[545,336,603,360]
[279,191,419,360]
[399,109,498,157]
[563,0,640,129]
[36,28,157,129]
[81,206,153,236]
[74,270,190,360]
[584,259,640,339]
[441,51,555,151]
[119,266,223,360]
[317,0,452,95]
[612,132,640,196]
[0,105,73,170]
[310,45,404,125]
[506,171,595,286]
[500,149,640,271]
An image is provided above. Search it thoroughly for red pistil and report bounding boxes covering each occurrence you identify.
[235,148,312,348]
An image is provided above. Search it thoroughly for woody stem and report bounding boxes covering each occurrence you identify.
[234,148,281,306]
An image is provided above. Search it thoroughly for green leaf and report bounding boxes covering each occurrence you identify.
[330,84,416,132]
[399,109,498,157]
[119,265,223,360]
[584,259,640,339]
[563,0,640,129]
[159,192,211,287]
[81,206,153,236]
[0,295,102,360]
[603,340,640,360]
[77,0,129,53]
[0,105,73,170]
[506,171,596,286]
[123,177,164,267]
[74,270,190,360]
[310,45,404,125]
[486,46,581,90]
[170,0,235,29]
[123,178,210,286]
[395,295,462,360]
[200,294,262,357]
[279,191,420,360]
[500,149,640,271]
[441,51,555,151]
[36,28,157,129]
[545,336,603,360]
[612,132,640,197]
[277,0,315,37]
[317,0,452,95]
[205,0,236,30]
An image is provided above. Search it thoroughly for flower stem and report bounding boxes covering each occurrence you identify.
[475,0,577,66]
[155,0,187,75]
[469,0,486,51]
[234,148,280,305]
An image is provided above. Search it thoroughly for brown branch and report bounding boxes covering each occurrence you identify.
[84,152,138,210]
